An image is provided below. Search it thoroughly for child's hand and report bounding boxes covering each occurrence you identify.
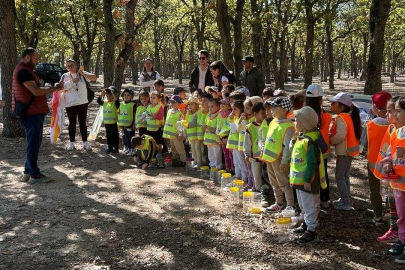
[133,156,138,164]
[304,183,311,192]
[245,156,251,164]
[101,90,106,97]
[240,113,246,121]
[279,163,289,173]
[142,163,148,170]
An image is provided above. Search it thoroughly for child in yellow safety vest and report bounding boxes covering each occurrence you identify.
[290,106,327,244]
[131,134,158,170]
[244,101,265,192]
[374,96,401,243]
[360,91,392,224]
[262,97,295,214]
[118,88,136,156]
[329,92,361,211]
[146,91,164,152]
[97,87,120,153]
[197,93,212,166]
[185,97,201,168]
[163,95,186,167]
[218,98,233,173]
[204,98,222,169]
[379,96,405,264]
[135,90,150,137]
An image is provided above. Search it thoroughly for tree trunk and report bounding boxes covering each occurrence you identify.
[153,15,161,73]
[215,0,234,72]
[103,0,115,88]
[94,37,103,78]
[232,0,245,82]
[303,0,316,88]
[130,52,137,85]
[325,23,334,89]
[250,0,263,71]
[290,38,297,82]
[337,47,344,79]
[364,0,392,95]
[390,50,397,83]
[0,0,25,137]
[360,33,368,81]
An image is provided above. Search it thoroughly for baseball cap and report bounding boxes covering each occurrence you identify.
[170,95,183,103]
[329,92,352,107]
[294,106,319,131]
[306,84,324,97]
[241,55,255,62]
[237,86,250,97]
[108,85,117,94]
[248,96,263,106]
[372,91,392,109]
[207,86,218,93]
[188,96,200,105]
[270,97,292,111]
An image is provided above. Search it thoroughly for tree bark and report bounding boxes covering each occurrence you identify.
[325,22,334,89]
[94,37,103,78]
[303,0,316,88]
[250,0,263,71]
[153,15,161,73]
[215,0,234,72]
[0,0,25,137]
[290,38,297,82]
[360,33,368,81]
[364,0,392,95]
[103,0,115,87]
[232,0,245,82]
[337,47,344,79]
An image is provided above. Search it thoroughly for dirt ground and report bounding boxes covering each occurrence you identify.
[1,75,405,270]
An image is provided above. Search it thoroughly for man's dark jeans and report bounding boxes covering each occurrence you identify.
[21,114,45,176]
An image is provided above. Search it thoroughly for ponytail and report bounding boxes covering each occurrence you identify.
[350,105,362,139]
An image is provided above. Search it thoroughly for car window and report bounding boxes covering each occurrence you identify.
[53,65,63,72]
[36,64,44,70]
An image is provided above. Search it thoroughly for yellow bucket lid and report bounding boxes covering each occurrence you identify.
[210,167,218,171]
[218,170,227,174]
[276,217,292,225]
[233,179,244,186]
[248,207,262,214]
[243,191,254,198]
[200,166,209,171]
[222,173,232,179]
[229,187,239,192]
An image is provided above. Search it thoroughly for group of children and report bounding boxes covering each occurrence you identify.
[97,80,405,263]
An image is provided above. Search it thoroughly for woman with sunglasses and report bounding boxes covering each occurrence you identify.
[189,50,214,94]
[60,59,96,151]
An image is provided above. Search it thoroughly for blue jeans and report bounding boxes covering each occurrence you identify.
[123,127,135,150]
[21,114,45,176]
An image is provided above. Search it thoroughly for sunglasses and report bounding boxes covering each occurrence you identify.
[66,65,75,68]
[198,57,206,60]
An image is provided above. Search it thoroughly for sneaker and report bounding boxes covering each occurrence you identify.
[333,200,353,211]
[389,240,405,255]
[378,228,398,242]
[320,201,331,209]
[395,253,405,264]
[21,172,30,182]
[298,230,317,244]
[148,162,157,170]
[261,196,270,207]
[292,223,307,234]
[281,206,298,217]
[28,173,52,184]
[126,149,133,156]
[66,142,75,150]
[266,203,285,213]
[83,141,92,150]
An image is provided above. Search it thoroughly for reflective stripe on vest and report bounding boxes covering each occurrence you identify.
[389,129,405,191]
[289,132,327,189]
[103,101,118,124]
[367,121,389,164]
[246,122,261,158]
[373,125,395,180]
[226,117,239,150]
[118,102,134,127]
[186,111,198,141]
[197,110,208,140]
[261,120,293,163]
[204,113,219,145]
[238,116,255,151]
[330,113,360,157]
[163,110,181,139]
[146,104,162,131]
[135,105,147,128]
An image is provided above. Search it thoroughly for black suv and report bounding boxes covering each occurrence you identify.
[35,63,67,86]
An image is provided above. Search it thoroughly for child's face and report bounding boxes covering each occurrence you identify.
[188,102,198,113]
[136,139,145,149]
[178,91,186,100]
[395,102,405,127]
[231,105,242,117]
[150,94,159,105]
[262,94,271,101]
[155,85,164,93]
[254,109,266,123]
[210,91,218,99]
[295,119,304,133]
[244,104,253,115]
[140,95,149,106]
[220,103,231,112]
[170,101,179,110]
[201,98,210,109]
[208,101,220,114]
[123,92,133,102]
[271,106,288,119]
[106,93,114,102]
[330,101,343,114]
[387,102,397,126]
[265,106,273,118]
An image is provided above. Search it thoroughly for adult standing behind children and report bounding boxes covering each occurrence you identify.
[14,48,63,183]
[60,59,97,151]
[239,56,265,97]
[139,58,161,92]
[189,50,215,93]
